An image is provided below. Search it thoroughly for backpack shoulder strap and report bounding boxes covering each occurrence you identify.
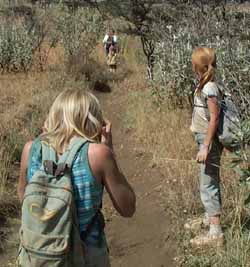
[57,137,88,170]
[41,140,57,162]
[41,140,57,176]
[40,137,87,177]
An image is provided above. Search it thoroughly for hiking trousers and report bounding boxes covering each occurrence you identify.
[195,133,223,217]
[85,245,110,267]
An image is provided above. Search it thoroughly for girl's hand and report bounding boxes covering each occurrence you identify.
[101,120,113,150]
[196,144,209,163]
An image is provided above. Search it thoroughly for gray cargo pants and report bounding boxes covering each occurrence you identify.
[195,133,223,217]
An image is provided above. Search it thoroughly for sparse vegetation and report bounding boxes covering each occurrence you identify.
[120,1,250,266]
[1,1,250,266]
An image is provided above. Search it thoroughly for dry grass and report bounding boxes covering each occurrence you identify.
[123,74,250,266]
[0,70,69,218]
[0,146,11,195]
[0,32,249,265]
[0,38,127,212]
[0,36,132,213]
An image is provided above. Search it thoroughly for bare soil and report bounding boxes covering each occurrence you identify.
[0,81,176,267]
[97,86,176,267]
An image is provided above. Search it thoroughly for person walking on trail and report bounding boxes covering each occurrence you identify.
[107,45,117,72]
[103,29,118,57]
[17,89,136,267]
[185,47,224,247]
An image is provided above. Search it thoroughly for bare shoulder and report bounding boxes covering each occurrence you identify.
[23,140,33,154]
[20,140,33,171]
[88,143,113,161]
[88,143,114,182]
[20,140,33,162]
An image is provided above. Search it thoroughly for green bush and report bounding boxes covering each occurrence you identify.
[153,4,250,117]
[56,7,104,68]
[0,22,35,72]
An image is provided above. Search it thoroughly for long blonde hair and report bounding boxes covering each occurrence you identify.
[42,89,104,153]
[192,47,216,93]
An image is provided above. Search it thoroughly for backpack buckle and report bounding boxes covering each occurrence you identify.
[43,161,68,177]
[55,163,68,177]
[43,160,57,176]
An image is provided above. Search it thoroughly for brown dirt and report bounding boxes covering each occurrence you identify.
[0,85,176,267]
[96,86,176,267]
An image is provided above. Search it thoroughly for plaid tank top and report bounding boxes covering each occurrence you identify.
[27,138,106,247]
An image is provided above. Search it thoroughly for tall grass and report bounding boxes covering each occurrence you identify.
[0,71,64,212]
[0,145,11,196]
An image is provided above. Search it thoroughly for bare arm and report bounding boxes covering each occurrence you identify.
[18,141,33,202]
[196,96,220,163]
[204,96,220,147]
[102,147,136,217]
[89,144,136,217]
[89,120,136,217]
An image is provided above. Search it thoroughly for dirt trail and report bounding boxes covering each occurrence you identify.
[96,87,176,267]
[0,87,176,267]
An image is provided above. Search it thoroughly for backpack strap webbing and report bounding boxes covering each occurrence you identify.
[58,137,88,168]
[54,137,88,177]
[41,137,87,177]
[41,141,57,176]
[41,141,57,162]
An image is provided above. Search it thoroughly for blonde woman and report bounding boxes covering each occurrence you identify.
[186,47,224,247]
[18,89,136,266]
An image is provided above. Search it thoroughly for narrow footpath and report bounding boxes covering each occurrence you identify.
[97,86,176,267]
[0,82,176,267]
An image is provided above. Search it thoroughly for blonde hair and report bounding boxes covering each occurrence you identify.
[192,47,216,93]
[42,89,104,153]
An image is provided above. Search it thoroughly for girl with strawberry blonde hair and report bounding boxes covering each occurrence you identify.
[185,47,224,247]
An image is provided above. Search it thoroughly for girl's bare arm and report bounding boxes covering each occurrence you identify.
[196,96,220,163]
[18,141,33,202]
[204,96,220,147]
[89,144,136,217]
[102,147,136,217]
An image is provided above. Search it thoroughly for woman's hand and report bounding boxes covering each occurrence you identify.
[101,119,113,150]
[196,144,209,163]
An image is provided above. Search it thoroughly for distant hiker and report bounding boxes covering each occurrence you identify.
[185,47,224,247]
[107,45,117,72]
[17,89,136,267]
[103,28,118,57]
